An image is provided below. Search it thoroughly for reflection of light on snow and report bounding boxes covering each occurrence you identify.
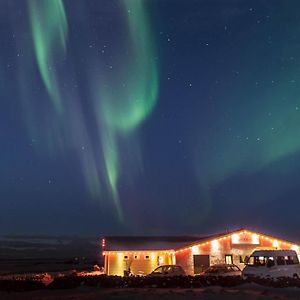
[273,240,279,248]
[192,245,199,255]
[211,240,219,251]
[291,245,299,253]
[252,234,259,244]
[231,234,239,244]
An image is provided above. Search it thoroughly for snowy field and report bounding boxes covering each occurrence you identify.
[1,284,300,300]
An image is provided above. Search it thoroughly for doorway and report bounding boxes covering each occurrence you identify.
[193,255,210,274]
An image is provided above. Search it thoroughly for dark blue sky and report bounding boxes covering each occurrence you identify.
[1,0,300,240]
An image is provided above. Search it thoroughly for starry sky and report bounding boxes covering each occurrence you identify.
[1,0,300,239]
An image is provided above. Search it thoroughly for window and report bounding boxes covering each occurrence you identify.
[152,266,163,274]
[205,266,218,274]
[124,255,128,260]
[276,256,285,265]
[285,256,299,265]
[240,255,249,263]
[230,266,241,272]
[246,256,267,266]
[225,255,233,264]
[144,255,150,260]
[266,257,275,267]
[134,255,139,260]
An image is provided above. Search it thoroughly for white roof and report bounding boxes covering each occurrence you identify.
[251,250,297,257]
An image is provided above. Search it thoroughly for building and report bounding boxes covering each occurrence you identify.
[102,229,300,276]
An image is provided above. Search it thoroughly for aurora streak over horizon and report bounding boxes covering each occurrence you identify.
[93,0,159,219]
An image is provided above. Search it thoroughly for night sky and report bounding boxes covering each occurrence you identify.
[1,0,300,239]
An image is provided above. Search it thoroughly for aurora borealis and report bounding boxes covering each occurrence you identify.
[92,0,159,219]
[1,0,300,238]
[28,0,68,113]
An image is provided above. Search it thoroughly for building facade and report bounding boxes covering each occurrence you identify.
[103,229,300,276]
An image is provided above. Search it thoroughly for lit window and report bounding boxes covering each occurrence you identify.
[240,255,249,263]
[225,255,233,264]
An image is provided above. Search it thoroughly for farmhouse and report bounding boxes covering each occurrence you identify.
[102,229,300,276]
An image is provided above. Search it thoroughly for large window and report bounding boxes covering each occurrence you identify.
[246,255,299,267]
[246,256,271,266]
[285,256,299,265]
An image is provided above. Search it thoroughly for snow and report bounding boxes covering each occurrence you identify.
[0,284,300,300]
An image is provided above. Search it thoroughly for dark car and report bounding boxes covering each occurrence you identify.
[200,264,241,277]
[148,265,186,276]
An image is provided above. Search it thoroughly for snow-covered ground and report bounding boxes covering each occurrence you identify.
[0,284,300,300]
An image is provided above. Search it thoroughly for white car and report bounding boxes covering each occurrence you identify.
[200,264,242,277]
[242,250,300,279]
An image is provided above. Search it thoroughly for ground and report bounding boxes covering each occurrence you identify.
[1,284,300,300]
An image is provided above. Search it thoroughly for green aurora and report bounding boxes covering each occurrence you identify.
[94,0,159,219]
[28,0,68,113]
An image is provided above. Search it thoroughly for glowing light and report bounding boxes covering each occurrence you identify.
[28,0,68,113]
[252,234,260,244]
[291,245,300,253]
[231,234,239,244]
[192,245,200,255]
[211,239,219,251]
[273,240,279,248]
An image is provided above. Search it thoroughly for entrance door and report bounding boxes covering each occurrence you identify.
[193,255,210,274]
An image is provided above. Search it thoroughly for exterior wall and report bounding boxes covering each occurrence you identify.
[175,231,299,275]
[175,248,193,275]
[106,251,173,276]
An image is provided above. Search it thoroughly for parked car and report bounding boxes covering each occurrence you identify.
[148,265,186,276]
[242,250,300,279]
[200,264,242,277]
